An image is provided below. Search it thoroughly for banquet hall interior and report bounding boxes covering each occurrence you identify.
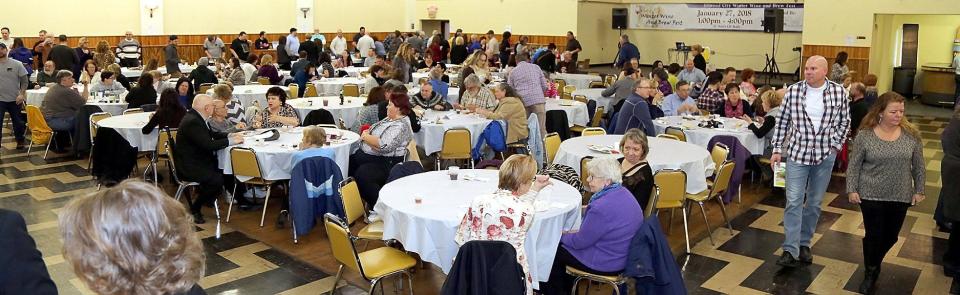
[2,0,960,294]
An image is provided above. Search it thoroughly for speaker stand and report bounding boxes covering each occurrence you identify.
[762,32,780,85]
[612,27,624,69]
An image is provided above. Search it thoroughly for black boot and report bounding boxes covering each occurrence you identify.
[858,265,880,294]
[951,277,960,294]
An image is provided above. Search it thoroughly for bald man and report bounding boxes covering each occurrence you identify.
[770,55,850,268]
[677,59,706,85]
[174,94,244,223]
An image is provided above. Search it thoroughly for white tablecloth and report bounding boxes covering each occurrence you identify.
[553,135,714,194]
[572,88,615,111]
[95,112,157,152]
[653,116,766,155]
[373,169,583,286]
[412,71,460,83]
[311,77,367,96]
[416,110,491,155]
[545,99,588,127]
[217,127,359,179]
[287,97,364,129]
[341,66,369,77]
[551,73,602,90]
[208,85,287,110]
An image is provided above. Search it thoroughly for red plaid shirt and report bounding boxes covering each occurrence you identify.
[771,80,850,165]
[697,87,724,114]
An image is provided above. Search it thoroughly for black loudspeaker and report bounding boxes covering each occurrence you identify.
[763,8,784,33]
[612,8,628,29]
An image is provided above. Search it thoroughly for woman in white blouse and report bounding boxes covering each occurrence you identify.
[455,154,552,295]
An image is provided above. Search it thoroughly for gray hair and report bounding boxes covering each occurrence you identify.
[586,158,623,184]
[56,70,74,84]
[198,57,209,66]
[463,74,481,88]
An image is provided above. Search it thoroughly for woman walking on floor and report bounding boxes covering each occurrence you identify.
[846,92,926,294]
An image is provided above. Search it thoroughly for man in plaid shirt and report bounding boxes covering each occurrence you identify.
[770,56,850,268]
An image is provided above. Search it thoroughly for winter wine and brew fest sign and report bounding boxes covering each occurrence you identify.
[629,3,803,32]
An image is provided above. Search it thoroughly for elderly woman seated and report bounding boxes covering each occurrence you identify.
[251,86,300,129]
[474,83,528,144]
[618,128,654,207]
[211,84,247,129]
[459,73,497,111]
[715,83,754,118]
[291,125,335,167]
[411,79,450,111]
[455,154,551,295]
[348,93,415,206]
[59,180,206,295]
[539,158,644,295]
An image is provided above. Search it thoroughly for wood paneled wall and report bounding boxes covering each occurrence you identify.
[24,32,566,67]
[801,45,871,81]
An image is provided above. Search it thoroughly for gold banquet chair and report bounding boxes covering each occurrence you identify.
[544,132,561,165]
[653,169,691,253]
[339,177,384,241]
[147,128,177,184]
[25,104,56,159]
[87,112,112,169]
[287,83,300,99]
[656,134,681,141]
[579,127,606,137]
[685,161,736,245]
[227,147,276,227]
[257,77,270,85]
[324,213,416,295]
[437,128,473,170]
[122,108,143,115]
[566,266,627,295]
[342,83,361,97]
[304,84,319,97]
[664,126,687,142]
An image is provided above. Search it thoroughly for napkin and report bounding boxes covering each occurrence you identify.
[460,174,489,182]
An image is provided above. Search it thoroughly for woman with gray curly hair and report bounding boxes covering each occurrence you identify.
[59,180,206,295]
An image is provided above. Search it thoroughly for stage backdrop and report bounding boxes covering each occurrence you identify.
[629,3,803,32]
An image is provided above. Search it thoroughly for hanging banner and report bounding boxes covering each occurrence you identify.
[629,3,803,32]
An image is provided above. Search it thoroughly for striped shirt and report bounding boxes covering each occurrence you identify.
[116,39,141,60]
[224,99,246,125]
[771,80,850,165]
[460,87,498,111]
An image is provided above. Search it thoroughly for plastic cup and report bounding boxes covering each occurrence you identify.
[448,166,460,180]
[414,195,423,204]
[323,99,329,107]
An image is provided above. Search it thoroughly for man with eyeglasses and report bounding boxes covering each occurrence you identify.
[661,80,699,116]
[613,79,659,136]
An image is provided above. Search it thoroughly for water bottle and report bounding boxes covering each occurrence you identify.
[339,92,344,105]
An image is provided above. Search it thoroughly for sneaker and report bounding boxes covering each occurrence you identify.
[799,246,813,264]
[243,188,255,199]
[252,187,267,199]
[367,211,381,222]
[776,251,800,268]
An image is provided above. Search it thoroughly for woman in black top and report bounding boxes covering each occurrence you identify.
[125,74,157,109]
[742,90,783,181]
[498,31,512,69]
[276,36,291,70]
[618,128,655,208]
[715,83,754,118]
[142,89,186,134]
[692,44,707,73]
[450,36,469,65]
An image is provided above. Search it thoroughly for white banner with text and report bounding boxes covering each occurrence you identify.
[629,3,803,32]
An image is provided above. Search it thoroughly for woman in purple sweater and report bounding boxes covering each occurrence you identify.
[539,158,644,295]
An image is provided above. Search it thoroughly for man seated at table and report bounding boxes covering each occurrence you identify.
[602,67,640,114]
[89,71,126,95]
[363,48,378,67]
[411,79,449,111]
[188,57,218,91]
[290,51,311,79]
[660,81,699,116]
[41,70,88,137]
[539,158,643,295]
[363,65,386,93]
[416,52,440,71]
[173,94,245,223]
[677,59,706,85]
[459,74,497,111]
[455,154,552,295]
[34,60,57,88]
[613,79,657,136]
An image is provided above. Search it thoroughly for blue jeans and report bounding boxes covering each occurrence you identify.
[0,101,26,142]
[782,151,837,257]
[45,116,75,133]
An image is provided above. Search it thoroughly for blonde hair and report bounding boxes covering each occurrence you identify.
[59,180,204,295]
[106,63,122,75]
[302,125,327,147]
[619,128,649,160]
[260,54,273,65]
[148,70,162,81]
[498,154,538,192]
[454,36,464,46]
[212,84,232,100]
[760,89,783,109]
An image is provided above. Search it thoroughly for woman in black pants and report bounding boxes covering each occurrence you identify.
[348,93,414,207]
[846,92,926,294]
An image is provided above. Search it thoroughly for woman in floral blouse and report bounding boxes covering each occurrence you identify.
[252,87,300,129]
[455,154,553,295]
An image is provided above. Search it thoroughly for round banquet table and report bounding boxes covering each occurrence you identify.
[653,115,766,155]
[412,71,460,83]
[545,98,589,127]
[408,86,460,105]
[95,112,157,152]
[416,110,491,155]
[571,88,615,111]
[341,66,369,77]
[553,135,714,194]
[551,73,602,90]
[207,85,287,110]
[217,127,359,179]
[311,77,368,96]
[287,97,364,129]
[373,169,583,287]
